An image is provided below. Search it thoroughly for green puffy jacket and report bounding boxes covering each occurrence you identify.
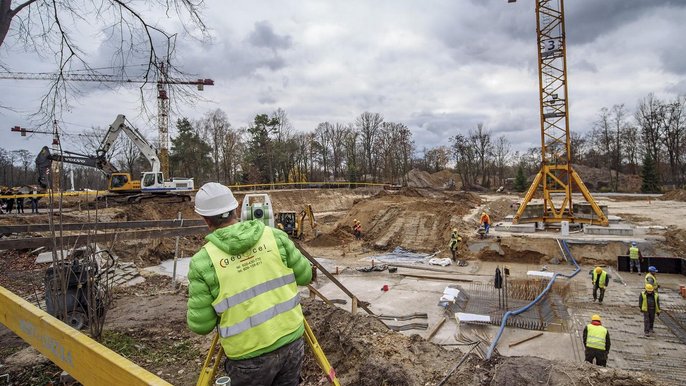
[187,220,312,337]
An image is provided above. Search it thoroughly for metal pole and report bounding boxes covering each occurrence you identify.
[172,212,182,289]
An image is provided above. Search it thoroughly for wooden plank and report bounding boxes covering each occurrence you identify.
[294,240,375,316]
[0,219,205,234]
[0,286,172,385]
[426,316,448,342]
[0,226,208,250]
[508,332,544,348]
[387,263,455,273]
[307,285,336,307]
[399,273,473,282]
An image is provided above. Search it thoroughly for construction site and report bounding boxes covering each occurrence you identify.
[1,1,686,386]
[1,178,686,385]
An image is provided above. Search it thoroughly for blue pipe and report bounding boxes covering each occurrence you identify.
[485,239,580,359]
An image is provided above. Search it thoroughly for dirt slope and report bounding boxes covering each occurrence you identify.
[321,188,481,252]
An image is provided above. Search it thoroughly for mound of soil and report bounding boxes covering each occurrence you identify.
[323,190,481,252]
[484,197,517,223]
[661,189,686,201]
[664,226,686,257]
[478,245,547,264]
[405,169,461,190]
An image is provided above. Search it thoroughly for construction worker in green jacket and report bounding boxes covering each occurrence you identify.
[448,228,462,262]
[628,241,642,275]
[583,314,610,367]
[645,266,659,292]
[639,283,660,337]
[187,183,313,386]
[591,266,609,305]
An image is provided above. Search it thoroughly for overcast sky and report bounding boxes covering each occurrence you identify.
[1,0,685,158]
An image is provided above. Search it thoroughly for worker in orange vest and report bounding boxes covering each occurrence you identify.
[480,211,491,235]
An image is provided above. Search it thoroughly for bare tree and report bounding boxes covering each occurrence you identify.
[329,123,347,180]
[0,0,208,122]
[493,135,510,187]
[355,112,383,181]
[660,96,686,186]
[470,123,492,187]
[199,109,230,182]
[635,93,664,175]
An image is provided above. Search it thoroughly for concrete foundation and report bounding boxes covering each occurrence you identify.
[584,224,634,236]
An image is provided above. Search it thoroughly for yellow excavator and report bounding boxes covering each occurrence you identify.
[276,204,317,239]
[35,114,194,202]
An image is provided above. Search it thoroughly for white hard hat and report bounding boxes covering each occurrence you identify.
[194,182,238,217]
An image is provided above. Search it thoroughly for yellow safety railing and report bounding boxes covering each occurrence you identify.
[0,286,172,386]
[0,181,390,199]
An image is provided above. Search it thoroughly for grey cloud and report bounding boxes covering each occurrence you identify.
[248,21,293,50]
[566,0,681,45]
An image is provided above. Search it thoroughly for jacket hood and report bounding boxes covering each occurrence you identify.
[205,220,266,255]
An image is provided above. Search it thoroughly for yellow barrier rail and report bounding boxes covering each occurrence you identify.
[0,286,172,386]
[0,181,390,199]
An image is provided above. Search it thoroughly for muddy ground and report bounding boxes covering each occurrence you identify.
[1,184,683,385]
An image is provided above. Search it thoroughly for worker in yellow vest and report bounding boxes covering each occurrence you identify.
[628,241,642,275]
[448,228,462,262]
[583,314,610,367]
[644,266,659,292]
[639,283,660,337]
[591,266,610,305]
[187,183,313,385]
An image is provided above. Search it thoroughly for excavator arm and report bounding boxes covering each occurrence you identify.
[98,114,160,173]
[35,146,119,189]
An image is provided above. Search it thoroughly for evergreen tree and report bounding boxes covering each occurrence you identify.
[640,152,661,193]
[514,164,527,192]
[246,114,280,184]
[170,118,212,181]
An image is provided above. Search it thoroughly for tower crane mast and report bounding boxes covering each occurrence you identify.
[0,64,214,178]
[509,0,608,226]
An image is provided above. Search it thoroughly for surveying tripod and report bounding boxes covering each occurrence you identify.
[196,319,340,386]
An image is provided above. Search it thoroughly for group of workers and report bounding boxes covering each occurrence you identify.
[0,187,41,214]
[584,241,663,368]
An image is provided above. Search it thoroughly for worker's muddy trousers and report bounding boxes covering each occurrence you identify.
[643,311,656,334]
[224,337,304,386]
[593,286,605,303]
[630,259,640,274]
[584,348,607,367]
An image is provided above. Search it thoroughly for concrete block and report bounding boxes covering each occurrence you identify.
[584,224,634,236]
[494,222,536,234]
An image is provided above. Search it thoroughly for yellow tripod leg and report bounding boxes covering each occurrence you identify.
[304,319,341,386]
[196,332,223,386]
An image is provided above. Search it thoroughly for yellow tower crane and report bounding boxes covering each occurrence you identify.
[509,0,608,226]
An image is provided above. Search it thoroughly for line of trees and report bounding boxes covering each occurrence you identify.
[168,109,415,186]
[2,92,684,193]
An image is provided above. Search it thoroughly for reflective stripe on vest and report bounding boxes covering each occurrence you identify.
[213,274,296,314]
[586,324,607,350]
[644,273,658,291]
[219,293,301,338]
[629,247,639,260]
[641,291,660,313]
[206,226,304,359]
[592,270,607,289]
